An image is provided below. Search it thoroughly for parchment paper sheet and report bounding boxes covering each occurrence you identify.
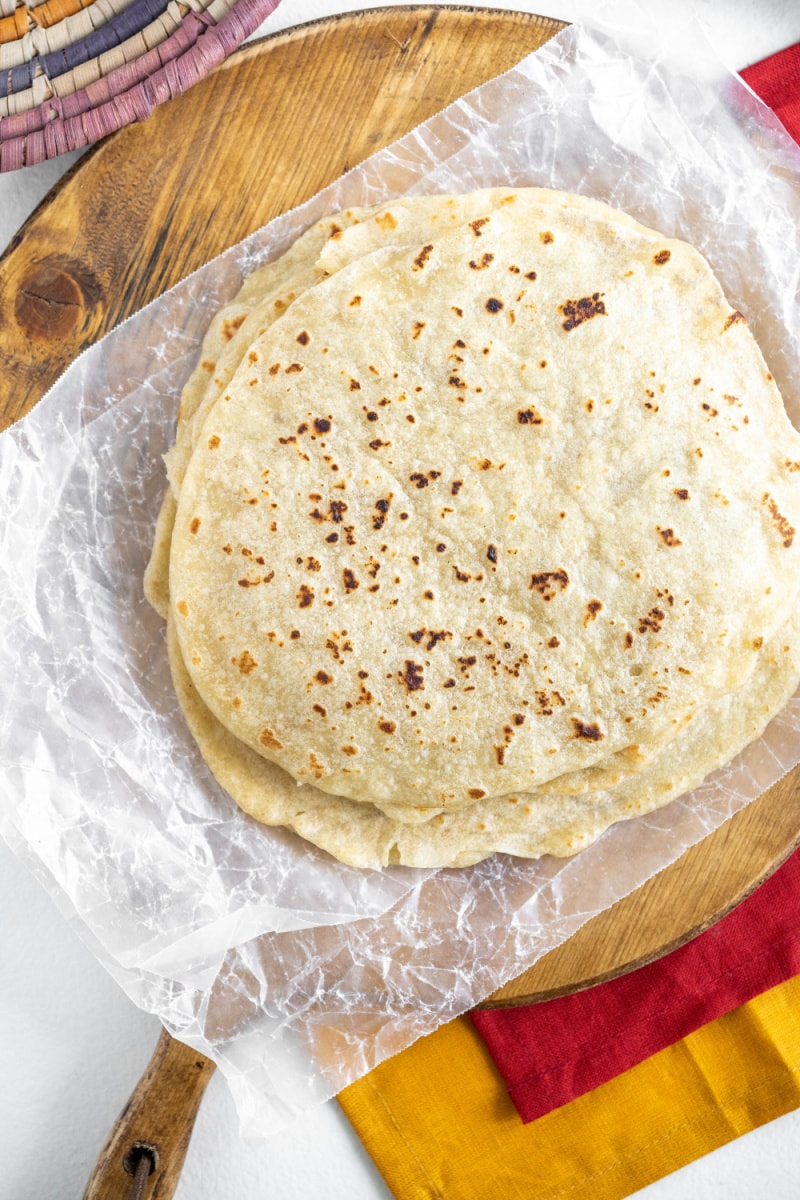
[2,4,800,1136]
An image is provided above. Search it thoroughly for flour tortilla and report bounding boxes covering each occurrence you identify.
[170,190,800,812]
[146,192,669,803]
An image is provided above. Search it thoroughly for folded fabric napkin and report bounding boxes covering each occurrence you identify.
[471,844,800,1121]
[340,973,800,1200]
[741,41,800,144]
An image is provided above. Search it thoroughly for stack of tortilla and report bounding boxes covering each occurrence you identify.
[145,188,800,869]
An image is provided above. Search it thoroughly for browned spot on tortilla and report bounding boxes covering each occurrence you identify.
[372,498,390,530]
[517,407,542,425]
[315,671,332,685]
[189,517,201,534]
[548,636,560,648]
[208,434,220,450]
[540,231,554,244]
[307,753,326,779]
[470,218,489,236]
[343,568,360,592]
[530,569,569,600]
[723,310,745,332]
[653,249,671,265]
[379,720,396,734]
[375,211,398,231]
[341,745,358,756]
[572,718,604,741]
[399,660,424,692]
[349,295,362,307]
[673,488,690,500]
[412,321,426,339]
[285,363,303,374]
[485,297,504,313]
[176,600,188,616]
[657,527,682,547]
[259,727,283,750]
[639,607,666,634]
[753,637,764,650]
[559,293,606,331]
[468,788,486,799]
[297,584,315,608]
[763,493,795,547]
[409,629,451,651]
[233,649,257,676]
[221,314,246,342]
[585,599,603,625]
[469,253,494,270]
[413,244,434,270]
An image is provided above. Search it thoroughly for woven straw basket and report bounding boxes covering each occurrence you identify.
[0,0,281,169]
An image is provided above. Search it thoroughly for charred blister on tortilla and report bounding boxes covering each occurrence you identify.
[529,570,569,601]
[559,293,606,331]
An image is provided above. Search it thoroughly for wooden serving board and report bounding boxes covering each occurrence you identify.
[2,6,799,1012]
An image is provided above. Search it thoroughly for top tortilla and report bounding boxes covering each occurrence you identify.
[168,189,800,810]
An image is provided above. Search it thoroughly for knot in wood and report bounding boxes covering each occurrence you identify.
[14,259,95,339]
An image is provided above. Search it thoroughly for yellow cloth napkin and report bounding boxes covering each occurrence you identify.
[339,974,800,1200]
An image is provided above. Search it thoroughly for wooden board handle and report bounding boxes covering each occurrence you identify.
[83,1029,216,1200]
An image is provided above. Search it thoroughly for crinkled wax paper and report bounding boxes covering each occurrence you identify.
[3,4,800,1137]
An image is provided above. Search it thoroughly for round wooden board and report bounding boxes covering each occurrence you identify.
[1,6,798,1009]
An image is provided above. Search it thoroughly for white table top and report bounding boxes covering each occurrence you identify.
[3,2,800,1197]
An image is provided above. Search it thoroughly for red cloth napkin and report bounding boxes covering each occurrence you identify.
[741,42,800,144]
[472,844,800,1123]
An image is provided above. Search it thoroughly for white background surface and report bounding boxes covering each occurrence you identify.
[3,2,800,1198]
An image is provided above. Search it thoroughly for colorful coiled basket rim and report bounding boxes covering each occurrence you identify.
[0,0,281,169]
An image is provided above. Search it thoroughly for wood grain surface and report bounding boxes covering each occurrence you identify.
[82,1029,216,1200]
[1,6,798,1010]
